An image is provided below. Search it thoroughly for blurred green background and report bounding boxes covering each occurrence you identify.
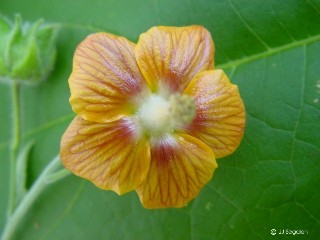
[1,0,320,239]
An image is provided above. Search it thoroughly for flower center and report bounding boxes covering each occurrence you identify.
[138,93,196,136]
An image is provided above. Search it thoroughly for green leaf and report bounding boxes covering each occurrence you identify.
[1,0,320,239]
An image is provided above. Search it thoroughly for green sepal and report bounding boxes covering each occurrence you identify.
[0,14,11,75]
[0,14,59,84]
[35,23,59,80]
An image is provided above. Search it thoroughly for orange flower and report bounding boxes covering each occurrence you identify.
[60,26,245,208]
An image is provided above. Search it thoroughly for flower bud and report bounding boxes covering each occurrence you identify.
[0,14,59,84]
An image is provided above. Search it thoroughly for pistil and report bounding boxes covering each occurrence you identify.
[138,93,196,136]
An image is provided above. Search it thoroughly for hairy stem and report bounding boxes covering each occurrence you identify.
[1,156,70,240]
[8,82,21,216]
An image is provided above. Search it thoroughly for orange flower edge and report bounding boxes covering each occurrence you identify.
[60,116,150,195]
[60,25,245,208]
[184,70,245,158]
[136,134,217,208]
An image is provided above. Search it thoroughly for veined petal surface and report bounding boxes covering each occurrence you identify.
[69,33,149,123]
[60,116,150,195]
[135,26,214,94]
[184,70,245,158]
[136,133,217,208]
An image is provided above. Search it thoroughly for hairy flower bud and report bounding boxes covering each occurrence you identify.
[0,14,59,84]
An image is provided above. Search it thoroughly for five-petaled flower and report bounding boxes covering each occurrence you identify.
[60,26,245,208]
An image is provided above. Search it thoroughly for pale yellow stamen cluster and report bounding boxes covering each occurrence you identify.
[138,93,196,136]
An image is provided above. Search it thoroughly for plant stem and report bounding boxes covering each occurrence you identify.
[8,82,21,217]
[1,156,70,240]
[46,168,71,184]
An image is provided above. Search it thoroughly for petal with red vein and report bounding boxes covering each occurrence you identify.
[136,134,217,208]
[135,26,214,93]
[60,116,150,195]
[184,70,245,158]
[69,33,149,123]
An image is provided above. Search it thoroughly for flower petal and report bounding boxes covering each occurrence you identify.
[60,116,150,195]
[184,70,245,158]
[135,26,214,93]
[69,33,149,123]
[136,134,217,208]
